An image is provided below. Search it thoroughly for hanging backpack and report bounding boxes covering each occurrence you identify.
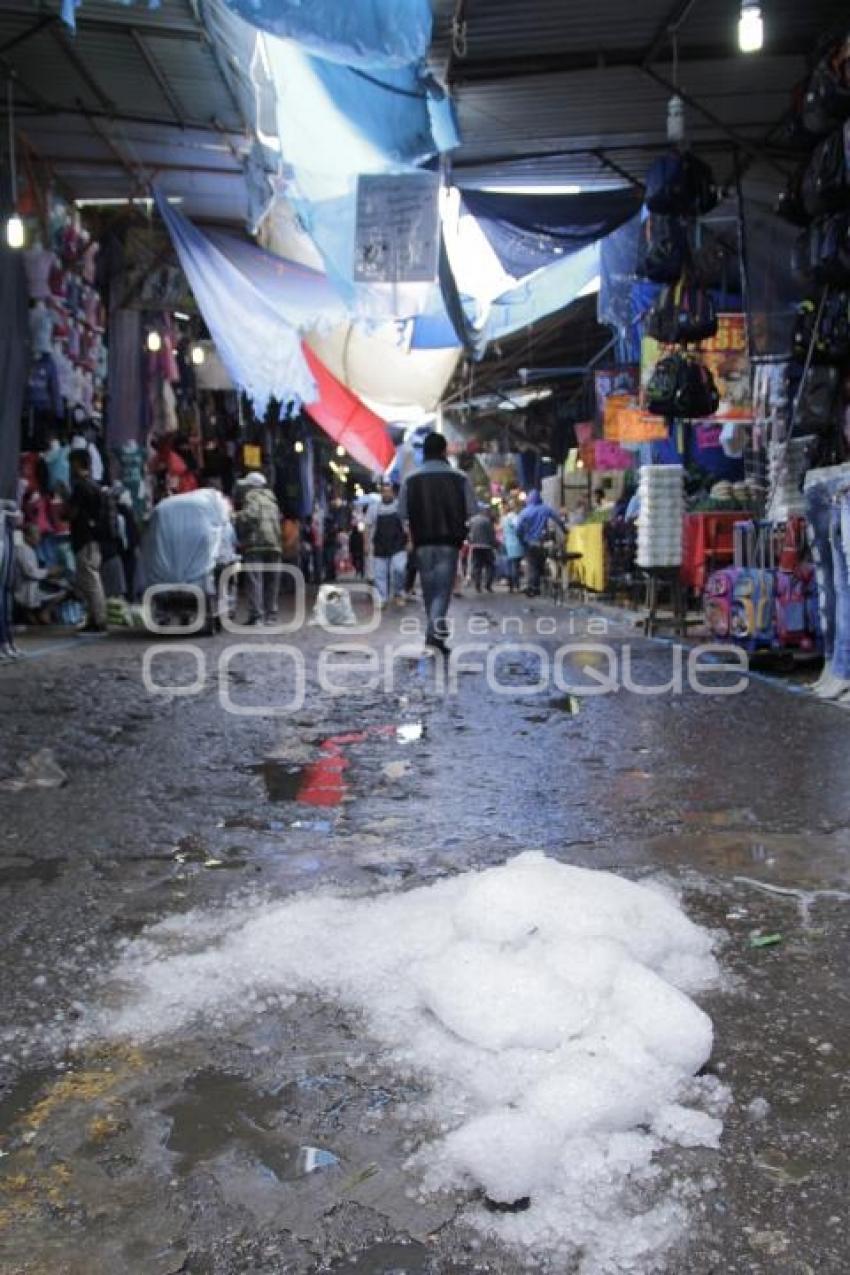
[675,279,718,343]
[803,44,850,134]
[792,365,840,435]
[817,290,850,363]
[815,213,850,285]
[646,355,720,419]
[802,125,850,217]
[775,165,811,227]
[636,214,688,283]
[644,150,719,217]
[646,285,681,344]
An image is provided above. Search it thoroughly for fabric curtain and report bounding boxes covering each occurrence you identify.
[460,189,641,279]
[0,244,30,502]
[302,346,396,473]
[155,191,316,412]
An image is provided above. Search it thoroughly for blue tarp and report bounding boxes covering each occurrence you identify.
[155,192,316,412]
[461,188,641,279]
[63,0,431,70]
[264,38,458,310]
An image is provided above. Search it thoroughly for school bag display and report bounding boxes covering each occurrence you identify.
[646,355,720,419]
[802,125,850,217]
[636,214,688,284]
[644,150,718,217]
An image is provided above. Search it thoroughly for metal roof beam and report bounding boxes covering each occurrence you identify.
[50,23,115,112]
[38,153,242,176]
[451,40,803,84]
[641,0,703,68]
[6,104,242,135]
[0,56,56,112]
[0,5,203,41]
[0,14,56,58]
[130,28,186,127]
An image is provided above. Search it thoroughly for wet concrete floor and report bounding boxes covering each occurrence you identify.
[0,591,848,1273]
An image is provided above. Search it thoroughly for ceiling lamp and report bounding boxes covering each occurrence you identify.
[738,1,763,53]
[5,80,23,250]
[294,440,304,454]
[336,445,346,457]
[190,343,205,366]
[146,330,162,353]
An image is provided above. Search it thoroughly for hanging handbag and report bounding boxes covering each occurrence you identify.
[636,214,688,283]
[792,365,840,435]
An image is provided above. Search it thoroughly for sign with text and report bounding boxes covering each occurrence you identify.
[354,173,441,284]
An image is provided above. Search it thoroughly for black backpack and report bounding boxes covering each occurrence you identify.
[647,279,718,345]
[645,150,719,217]
[803,47,850,135]
[802,126,850,217]
[637,215,688,284]
[792,365,840,435]
[647,355,720,419]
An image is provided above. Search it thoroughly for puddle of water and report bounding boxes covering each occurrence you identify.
[0,1067,57,1137]
[0,857,65,888]
[328,1240,430,1274]
[164,1069,339,1182]
[639,829,850,888]
[550,695,581,715]
[249,761,306,803]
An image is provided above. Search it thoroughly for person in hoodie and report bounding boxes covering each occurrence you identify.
[233,471,283,625]
[516,490,565,597]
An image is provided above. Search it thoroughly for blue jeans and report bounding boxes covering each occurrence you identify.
[806,478,850,678]
[373,550,407,604]
[525,544,545,594]
[506,556,522,590]
[416,545,459,641]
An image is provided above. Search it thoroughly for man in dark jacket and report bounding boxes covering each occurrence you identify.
[67,448,108,632]
[398,433,476,652]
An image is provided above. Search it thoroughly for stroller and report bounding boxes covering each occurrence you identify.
[142,490,239,634]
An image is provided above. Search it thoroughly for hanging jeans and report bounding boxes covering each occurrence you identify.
[805,476,850,680]
[373,551,407,604]
[75,541,108,628]
[416,545,459,642]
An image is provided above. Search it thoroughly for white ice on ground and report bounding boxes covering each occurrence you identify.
[90,852,725,1274]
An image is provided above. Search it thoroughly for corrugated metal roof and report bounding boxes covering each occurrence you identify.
[0,0,255,222]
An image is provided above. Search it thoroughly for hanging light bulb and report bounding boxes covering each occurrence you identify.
[294,440,304,454]
[6,214,24,249]
[5,79,23,250]
[336,445,346,457]
[666,95,685,144]
[190,342,205,366]
[738,0,763,53]
[146,330,162,353]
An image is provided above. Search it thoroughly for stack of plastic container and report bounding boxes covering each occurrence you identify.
[636,464,684,568]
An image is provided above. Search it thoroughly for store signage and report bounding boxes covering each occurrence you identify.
[354,173,440,284]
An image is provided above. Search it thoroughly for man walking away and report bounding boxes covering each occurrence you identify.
[398,432,476,653]
[67,447,108,632]
[468,505,497,592]
[367,483,407,607]
[516,489,565,597]
[234,472,282,625]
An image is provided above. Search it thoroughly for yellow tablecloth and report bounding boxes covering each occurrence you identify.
[565,523,606,592]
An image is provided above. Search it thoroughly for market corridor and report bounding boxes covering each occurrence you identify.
[0,593,848,1274]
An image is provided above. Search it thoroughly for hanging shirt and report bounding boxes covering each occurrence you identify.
[26,354,62,417]
[29,304,55,356]
[43,443,71,494]
[23,248,59,301]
